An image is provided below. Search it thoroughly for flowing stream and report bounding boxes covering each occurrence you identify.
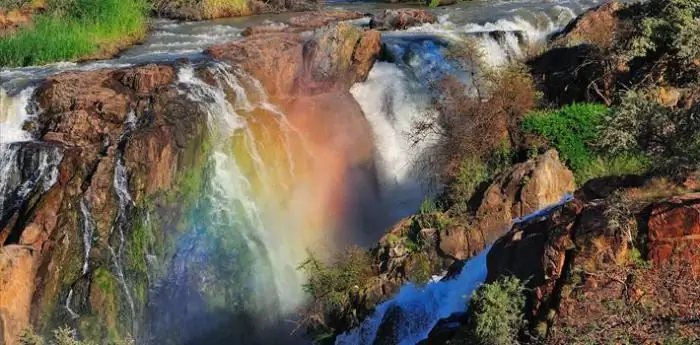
[0,0,611,343]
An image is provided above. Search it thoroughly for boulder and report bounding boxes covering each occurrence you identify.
[476,149,576,243]
[552,1,620,48]
[153,0,323,20]
[370,9,436,31]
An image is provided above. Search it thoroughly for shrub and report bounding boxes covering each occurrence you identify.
[614,0,700,86]
[299,246,372,312]
[470,276,527,345]
[521,103,608,172]
[448,156,488,204]
[413,39,538,188]
[598,91,700,172]
[406,252,433,285]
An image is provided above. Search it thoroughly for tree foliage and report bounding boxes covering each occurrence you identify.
[470,276,527,345]
[598,91,700,172]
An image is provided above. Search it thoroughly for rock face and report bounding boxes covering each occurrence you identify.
[369,9,436,31]
[476,149,576,243]
[241,10,366,36]
[647,193,700,274]
[0,19,384,344]
[552,1,620,48]
[207,23,381,98]
[421,184,700,344]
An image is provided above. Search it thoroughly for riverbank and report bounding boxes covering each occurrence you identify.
[0,0,149,67]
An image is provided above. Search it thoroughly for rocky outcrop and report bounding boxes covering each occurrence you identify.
[552,1,620,48]
[0,18,385,343]
[322,150,575,343]
[207,23,381,98]
[647,193,700,274]
[421,183,700,344]
[476,149,576,243]
[241,11,366,36]
[369,9,436,31]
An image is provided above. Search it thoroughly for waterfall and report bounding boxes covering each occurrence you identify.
[350,62,439,220]
[335,196,573,345]
[0,87,62,231]
[336,248,490,345]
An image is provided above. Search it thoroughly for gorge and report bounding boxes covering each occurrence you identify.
[2,0,698,345]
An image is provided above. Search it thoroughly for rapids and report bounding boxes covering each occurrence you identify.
[0,0,611,344]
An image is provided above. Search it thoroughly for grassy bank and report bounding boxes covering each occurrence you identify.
[0,0,148,67]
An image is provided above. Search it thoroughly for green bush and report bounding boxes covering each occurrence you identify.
[521,103,608,172]
[598,91,700,172]
[299,246,372,311]
[0,0,148,66]
[470,276,527,345]
[448,156,488,204]
[625,0,700,65]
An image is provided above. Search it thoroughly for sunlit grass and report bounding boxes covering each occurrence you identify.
[0,0,148,67]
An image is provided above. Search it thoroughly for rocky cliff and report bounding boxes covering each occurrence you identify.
[419,173,700,344]
[0,21,381,345]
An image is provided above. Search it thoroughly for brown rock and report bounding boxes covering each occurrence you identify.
[477,149,576,243]
[242,11,366,36]
[553,1,620,48]
[0,246,39,345]
[370,9,436,31]
[208,24,380,98]
[647,193,700,274]
[207,33,304,98]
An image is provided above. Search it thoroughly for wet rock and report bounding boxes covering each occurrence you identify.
[241,10,366,36]
[208,23,381,98]
[369,9,436,31]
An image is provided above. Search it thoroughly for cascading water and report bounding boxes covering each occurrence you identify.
[0,1,617,343]
[350,62,440,220]
[0,87,62,235]
[336,196,573,345]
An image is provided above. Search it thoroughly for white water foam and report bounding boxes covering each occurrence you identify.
[351,62,439,219]
[0,87,36,144]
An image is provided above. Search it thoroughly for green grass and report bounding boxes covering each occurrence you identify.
[521,103,608,173]
[0,0,148,67]
[574,154,650,185]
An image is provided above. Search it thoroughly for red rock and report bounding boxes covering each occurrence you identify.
[647,193,700,274]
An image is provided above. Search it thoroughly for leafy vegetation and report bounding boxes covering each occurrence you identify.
[521,103,607,172]
[470,276,527,345]
[18,327,133,345]
[298,246,373,343]
[521,103,652,184]
[0,0,148,66]
[619,0,700,84]
[598,91,700,173]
